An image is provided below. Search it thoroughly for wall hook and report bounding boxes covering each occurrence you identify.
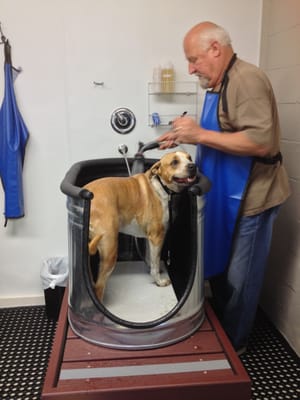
[93,81,104,86]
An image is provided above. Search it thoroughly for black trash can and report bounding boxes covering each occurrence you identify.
[40,256,68,321]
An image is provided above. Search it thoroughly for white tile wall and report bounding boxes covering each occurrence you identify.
[268,66,300,104]
[269,0,300,34]
[278,104,300,141]
[281,141,300,180]
[260,0,300,356]
[267,25,300,69]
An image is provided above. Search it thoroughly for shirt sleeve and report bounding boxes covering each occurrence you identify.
[220,68,277,147]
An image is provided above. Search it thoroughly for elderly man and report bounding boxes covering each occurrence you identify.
[158,21,290,353]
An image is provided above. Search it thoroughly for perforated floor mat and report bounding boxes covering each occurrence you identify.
[240,310,299,399]
[0,306,56,400]
[0,305,298,399]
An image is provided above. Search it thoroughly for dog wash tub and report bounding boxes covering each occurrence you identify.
[60,157,210,350]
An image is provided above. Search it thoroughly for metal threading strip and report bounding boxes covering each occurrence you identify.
[60,359,230,380]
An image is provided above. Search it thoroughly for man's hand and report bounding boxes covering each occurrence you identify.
[157,116,202,149]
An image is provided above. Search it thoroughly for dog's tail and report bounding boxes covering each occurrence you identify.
[88,234,103,255]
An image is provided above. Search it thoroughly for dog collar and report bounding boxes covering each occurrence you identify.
[155,175,175,196]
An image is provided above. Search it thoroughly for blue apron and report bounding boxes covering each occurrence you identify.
[196,57,253,279]
[0,39,29,226]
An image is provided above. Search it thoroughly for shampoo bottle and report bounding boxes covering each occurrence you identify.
[161,62,175,93]
[152,65,161,93]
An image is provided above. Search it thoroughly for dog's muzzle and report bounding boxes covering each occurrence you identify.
[173,163,197,185]
[188,163,197,177]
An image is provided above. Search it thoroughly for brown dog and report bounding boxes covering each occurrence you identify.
[84,151,197,301]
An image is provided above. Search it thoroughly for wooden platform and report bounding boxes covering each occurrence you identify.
[42,291,251,400]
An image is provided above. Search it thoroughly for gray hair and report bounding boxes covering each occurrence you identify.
[198,24,232,50]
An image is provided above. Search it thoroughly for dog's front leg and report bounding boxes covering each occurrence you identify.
[149,242,170,287]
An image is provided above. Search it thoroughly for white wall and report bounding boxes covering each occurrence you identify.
[0,0,262,305]
[260,0,300,355]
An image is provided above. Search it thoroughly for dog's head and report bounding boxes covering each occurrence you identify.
[147,151,197,193]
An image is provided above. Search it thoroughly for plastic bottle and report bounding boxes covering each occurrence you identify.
[161,62,175,93]
[152,65,161,93]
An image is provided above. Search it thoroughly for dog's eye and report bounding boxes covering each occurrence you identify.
[171,159,179,167]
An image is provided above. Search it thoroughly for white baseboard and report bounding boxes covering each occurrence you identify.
[0,295,45,308]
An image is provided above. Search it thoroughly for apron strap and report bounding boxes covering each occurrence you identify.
[255,151,282,165]
[221,53,237,114]
[4,40,12,65]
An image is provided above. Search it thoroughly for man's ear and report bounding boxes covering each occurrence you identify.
[210,40,221,57]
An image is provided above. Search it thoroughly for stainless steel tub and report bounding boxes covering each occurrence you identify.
[60,158,209,350]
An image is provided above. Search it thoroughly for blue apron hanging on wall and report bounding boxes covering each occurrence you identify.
[0,39,29,226]
[196,55,253,279]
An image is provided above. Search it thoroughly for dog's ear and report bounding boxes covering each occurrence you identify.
[148,161,161,178]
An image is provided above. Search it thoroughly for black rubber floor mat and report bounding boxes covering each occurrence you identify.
[240,309,299,399]
[0,306,56,400]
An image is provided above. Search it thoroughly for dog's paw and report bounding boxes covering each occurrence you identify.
[156,277,171,287]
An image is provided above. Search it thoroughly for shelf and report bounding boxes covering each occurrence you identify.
[148,114,198,127]
[148,81,198,95]
[148,81,198,127]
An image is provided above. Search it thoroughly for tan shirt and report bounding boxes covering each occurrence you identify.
[218,58,290,216]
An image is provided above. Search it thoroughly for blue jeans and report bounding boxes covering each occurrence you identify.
[210,205,280,350]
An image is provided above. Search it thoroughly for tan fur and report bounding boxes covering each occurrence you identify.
[84,151,196,301]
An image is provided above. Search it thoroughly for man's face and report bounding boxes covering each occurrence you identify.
[184,37,217,89]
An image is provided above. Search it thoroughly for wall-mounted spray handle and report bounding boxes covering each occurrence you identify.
[118,144,128,156]
[138,140,160,154]
[118,144,131,176]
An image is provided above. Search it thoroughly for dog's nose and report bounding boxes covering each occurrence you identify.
[188,163,197,176]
